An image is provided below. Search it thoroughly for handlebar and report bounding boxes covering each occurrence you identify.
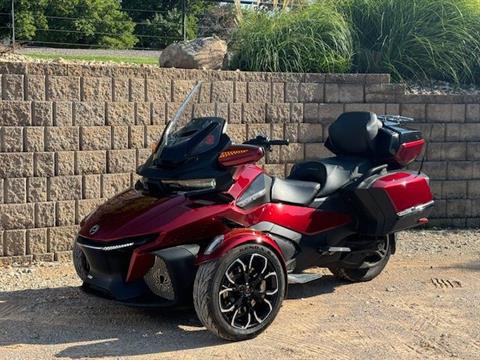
[243,136,290,151]
[269,139,290,146]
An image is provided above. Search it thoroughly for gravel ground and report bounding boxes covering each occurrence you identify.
[0,230,479,360]
[404,80,480,96]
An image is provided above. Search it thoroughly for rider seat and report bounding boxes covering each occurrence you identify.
[271,178,321,206]
[285,112,382,200]
[287,157,372,197]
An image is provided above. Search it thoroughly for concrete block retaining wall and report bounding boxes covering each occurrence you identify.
[0,61,478,264]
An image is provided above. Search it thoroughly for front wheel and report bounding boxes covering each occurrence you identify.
[193,244,286,341]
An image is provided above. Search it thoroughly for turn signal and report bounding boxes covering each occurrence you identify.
[218,145,264,167]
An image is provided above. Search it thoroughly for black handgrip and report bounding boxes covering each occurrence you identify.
[269,139,290,146]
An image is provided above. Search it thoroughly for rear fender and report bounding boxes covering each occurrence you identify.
[196,228,288,287]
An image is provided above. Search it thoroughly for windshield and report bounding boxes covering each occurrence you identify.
[160,81,203,149]
[153,81,228,162]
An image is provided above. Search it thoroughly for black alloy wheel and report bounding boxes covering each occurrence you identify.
[194,244,286,341]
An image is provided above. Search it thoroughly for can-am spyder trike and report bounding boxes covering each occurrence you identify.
[74,83,433,341]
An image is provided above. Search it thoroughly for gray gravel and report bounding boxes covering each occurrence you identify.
[404,79,480,96]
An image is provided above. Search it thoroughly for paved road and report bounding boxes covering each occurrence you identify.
[18,47,161,59]
[0,230,479,359]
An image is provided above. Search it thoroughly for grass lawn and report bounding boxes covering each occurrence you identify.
[22,52,158,65]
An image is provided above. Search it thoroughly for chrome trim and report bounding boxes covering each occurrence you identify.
[77,242,135,251]
[397,200,434,217]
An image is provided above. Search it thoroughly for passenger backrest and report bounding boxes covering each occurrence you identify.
[325,112,382,156]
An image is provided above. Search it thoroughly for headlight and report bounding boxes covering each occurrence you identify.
[162,178,216,191]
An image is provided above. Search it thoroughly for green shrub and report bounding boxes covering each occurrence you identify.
[229,3,353,73]
[337,0,480,83]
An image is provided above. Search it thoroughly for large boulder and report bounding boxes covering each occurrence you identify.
[159,37,227,70]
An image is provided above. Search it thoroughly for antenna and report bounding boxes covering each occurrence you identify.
[418,124,432,175]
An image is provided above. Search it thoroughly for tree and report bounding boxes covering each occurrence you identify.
[0,0,138,49]
[0,0,49,42]
[120,0,213,48]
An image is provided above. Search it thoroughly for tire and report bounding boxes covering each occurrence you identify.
[193,243,286,341]
[73,242,89,282]
[328,237,392,283]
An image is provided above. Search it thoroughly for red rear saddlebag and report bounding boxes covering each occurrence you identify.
[351,171,434,235]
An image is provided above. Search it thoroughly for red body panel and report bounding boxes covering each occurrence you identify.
[372,172,433,212]
[196,228,285,264]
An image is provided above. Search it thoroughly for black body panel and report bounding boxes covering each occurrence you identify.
[150,245,200,304]
[79,236,199,306]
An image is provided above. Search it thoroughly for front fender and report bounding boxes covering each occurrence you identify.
[196,228,286,266]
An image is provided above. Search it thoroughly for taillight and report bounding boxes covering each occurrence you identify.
[394,139,425,166]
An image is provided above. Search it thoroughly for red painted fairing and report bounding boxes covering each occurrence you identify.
[225,204,351,236]
[227,164,264,198]
[372,172,433,212]
[196,228,285,265]
[394,139,425,166]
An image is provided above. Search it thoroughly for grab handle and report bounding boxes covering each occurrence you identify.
[366,164,388,177]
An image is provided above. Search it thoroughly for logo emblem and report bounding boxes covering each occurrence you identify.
[89,224,100,235]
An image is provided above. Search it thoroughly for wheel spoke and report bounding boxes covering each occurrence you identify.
[220,304,235,313]
[230,308,240,326]
[264,272,276,279]
[248,253,268,275]
[234,258,247,272]
[219,287,235,296]
[266,287,278,296]
[225,271,235,285]
[264,298,273,312]
[243,311,251,329]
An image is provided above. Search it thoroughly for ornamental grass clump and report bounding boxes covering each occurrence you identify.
[229,3,353,73]
[339,0,480,83]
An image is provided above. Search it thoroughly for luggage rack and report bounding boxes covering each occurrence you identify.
[378,114,414,124]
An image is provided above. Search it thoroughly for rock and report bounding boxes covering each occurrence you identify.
[159,37,227,70]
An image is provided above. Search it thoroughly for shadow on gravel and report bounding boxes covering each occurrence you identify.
[441,260,480,272]
[287,275,343,300]
[0,286,223,358]
[0,275,344,358]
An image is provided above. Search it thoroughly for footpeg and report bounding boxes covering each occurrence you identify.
[318,246,351,255]
[288,273,322,284]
